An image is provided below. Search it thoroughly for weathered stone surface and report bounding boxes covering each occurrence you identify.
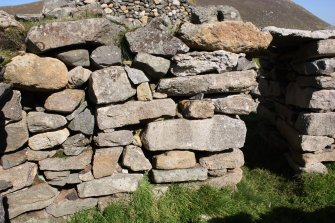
[15,13,44,22]
[63,134,91,156]
[133,53,171,80]
[276,118,334,152]
[125,19,189,57]
[93,147,123,179]
[236,56,258,71]
[292,149,335,166]
[263,26,335,46]
[10,209,59,223]
[295,112,335,137]
[66,101,87,121]
[26,18,125,53]
[91,45,122,68]
[89,66,136,104]
[294,39,335,62]
[208,169,228,177]
[68,108,95,135]
[28,128,70,150]
[0,195,4,223]
[56,49,90,67]
[293,58,335,75]
[296,73,335,89]
[142,115,246,152]
[48,173,82,187]
[125,66,149,85]
[0,83,12,101]
[122,145,152,172]
[171,50,240,76]
[26,149,56,161]
[46,189,97,217]
[213,94,258,115]
[199,149,244,170]
[203,168,243,188]
[39,149,93,171]
[1,90,22,123]
[7,183,59,219]
[0,10,24,29]
[191,5,241,24]
[179,21,272,53]
[67,66,91,89]
[179,100,214,119]
[77,174,143,198]
[157,70,257,96]
[0,162,37,194]
[27,112,67,133]
[94,131,133,147]
[44,171,70,180]
[153,151,196,170]
[137,82,153,101]
[2,111,29,153]
[45,89,85,113]
[97,99,176,130]
[0,180,13,192]
[1,148,27,169]
[42,0,75,15]
[151,168,208,183]
[4,54,68,91]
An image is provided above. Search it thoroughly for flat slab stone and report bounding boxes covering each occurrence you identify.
[291,148,335,166]
[1,148,27,169]
[56,49,90,67]
[153,151,196,170]
[7,183,59,219]
[292,58,335,75]
[26,18,125,53]
[122,145,152,172]
[89,66,136,105]
[203,168,243,188]
[27,112,67,133]
[44,89,85,113]
[93,147,123,179]
[26,149,56,161]
[293,39,335,62]
[39,149,93,171]
[151,167,208,183]
[142,115,246,152]
[213,94,257,115]
[97,99,176,130]
[94,130,133,147]
[171,50,241,77]
[157,70,257,96]
[77,173,143,198]
[199,149,245,170]
[295,112,335,137]
[28,128,70,150]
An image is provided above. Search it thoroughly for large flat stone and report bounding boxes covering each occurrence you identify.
[133,53,171,80]
[213,94,258,115]
[77,173,143,198]
[153,151,196,170]
[97,99,176,130]
[295,112,335,137]
[157,70,257,96]
[171,50,240,76]
[56,49,90,67]
[88,66,136,105]
[293,58,335,75]
[122,145,152,172]
[27,112,67,133]
[44,89,85,113]
[296,73,335,89]
[0,162,37,194]
[28,128,70,150]
[199,149,245,170]
[151,168,208,183]
[4,54,68,91]
[39,149,93,171]
[6,183,59,219]
[179,21,272,53]
[94,130,133,147]
[93,147,123,179]
[26,149,56,161]
[142,115,246,152]
[26,18,125,53]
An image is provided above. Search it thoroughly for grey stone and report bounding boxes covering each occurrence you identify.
[94,130,133,147]
[15,14,44,22]
[0,180,13,192]
[93,147,123,178]
[67,66,92,89]
[1,90,22,123]
[296,73,335,89]
[26,18,125,53]
[44,89,85,114]
[199,149,245,170]
[293,58,335,75]
[28,128,70,150]
[71,2,105,18]
[178,100,214,119]
[0,83,12,101]
[286,154,328,174]
[293,39,335,62]
[170,50,240,77]
[27,112,67,133]
[208,169,228,177]
[286,83,335,111]
[236,56,258,71]
[213,94,258,115]
[291,148,335,166]
[77,173,143,198]
[7,183,59,219]
[151,168,208,183]
[10,209,59,223]
[68,108,95,135]
[125,66,150,85]
[133,53,171,80]
[89,66,136,105]
[62,134,91,156]
[44,171,70,180]
[42,0,76,14]
[122,145,152,172]
[39,149,93,171]
[1,148,27,169]
[26,149,56,162]
[43,6,77,19]
[191,5,241,24]
[142,115,246,152]
[153,151,196,170]
[2,111,29,153]
[91,45,122,69]
[56,49,90,67]
[203,168,243,188]
[295,112,335,137]
[66,101,87,121]
[157,70,257,96]
[97,99,176,130]
[0,162,37,194]
[0,10,24,29]
[0,195,4,223]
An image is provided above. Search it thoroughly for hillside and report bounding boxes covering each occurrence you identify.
[0,1,43,15]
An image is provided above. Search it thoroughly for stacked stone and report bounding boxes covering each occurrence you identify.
[0,11,272,221]
[258,27,335,173]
